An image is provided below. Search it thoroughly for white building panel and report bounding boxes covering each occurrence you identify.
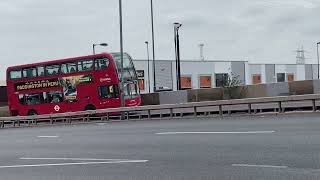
[297,65,305,80]
[248,64,262,84]
[275,64,286,73]
[214,62,231,74]
[261,64,266,83]
[245,62,250,85]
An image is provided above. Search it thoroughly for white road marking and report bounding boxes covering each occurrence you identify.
[20,157,132,161]
[0,160,148,169]
[232,164,288,169]
[156,131,275,135]
[37,136,59,138]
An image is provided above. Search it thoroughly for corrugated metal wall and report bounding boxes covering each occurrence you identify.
[231,62,246,85]
[305,64,313,80]
[265,64,275,83]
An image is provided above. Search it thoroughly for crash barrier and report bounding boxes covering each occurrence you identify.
[1,94,320,128]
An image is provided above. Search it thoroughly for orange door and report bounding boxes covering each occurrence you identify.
[252,74,261,84]
[287,74,294,82]
[200,76,211,88]
[180,76,192,89]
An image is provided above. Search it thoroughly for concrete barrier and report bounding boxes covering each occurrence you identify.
[266,82,289,97]
[187,88,223,102]
[243,84,267,98]
[143,80,320,105]
[141,93,159,105]
[289,80,314,95]
[313,80,320,94]
[159,90,187,104]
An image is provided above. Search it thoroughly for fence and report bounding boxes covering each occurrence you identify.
[1,94,320,128]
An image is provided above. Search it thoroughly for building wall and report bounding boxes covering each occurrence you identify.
[297,65,305,80]
[133,59,318,92]
[312,64,319,79]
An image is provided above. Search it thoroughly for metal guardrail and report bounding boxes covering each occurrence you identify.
[1,94,320,128]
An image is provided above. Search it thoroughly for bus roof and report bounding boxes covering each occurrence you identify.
[7,52,113,71]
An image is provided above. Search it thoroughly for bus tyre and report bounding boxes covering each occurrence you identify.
[28,110,38,116]
[85,105,96,111]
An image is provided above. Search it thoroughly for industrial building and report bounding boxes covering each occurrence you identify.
[133,59,319,93]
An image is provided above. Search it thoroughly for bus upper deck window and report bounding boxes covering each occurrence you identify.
[95,58,109,70]
[22,67,37,78]
[78,59,93,72]
[61,62,77,74]
[10,70,22,79]
[37,66,45,77]
[46,64,60,76]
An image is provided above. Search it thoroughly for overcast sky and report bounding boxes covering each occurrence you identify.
[1,0,320,79]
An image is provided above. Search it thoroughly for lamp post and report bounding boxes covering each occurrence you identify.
[118,0,125,110]
[174,22,182,91]
[150,0,156,92]
[92,43,108,54]
[317,42,320,79]
[145,41,151,93]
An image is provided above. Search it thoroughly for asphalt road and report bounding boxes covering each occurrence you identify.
[1,114,320,179]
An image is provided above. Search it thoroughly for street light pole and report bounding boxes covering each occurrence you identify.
[92,43,108,55]
[174,22,182,91]
[118,0,125,109]
[317,42,320,79]
[150,0,156,92]
[145,41,151,93]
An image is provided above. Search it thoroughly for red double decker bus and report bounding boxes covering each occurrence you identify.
[6,52,141,116]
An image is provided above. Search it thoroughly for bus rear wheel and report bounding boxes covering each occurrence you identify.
[28,110,38,116]
[85,105,96,111]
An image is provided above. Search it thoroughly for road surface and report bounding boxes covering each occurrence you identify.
[1,113,320,179]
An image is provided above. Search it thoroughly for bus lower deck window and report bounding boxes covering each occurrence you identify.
[99,85,119,99]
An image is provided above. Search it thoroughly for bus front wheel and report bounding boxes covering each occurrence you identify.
[28,110,38,116]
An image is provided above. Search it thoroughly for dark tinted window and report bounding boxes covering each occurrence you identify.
[18,91,63,105]
[277,73,285,82]
[215,73,228,87]
[47,91,63,103]
[24,93,45,105]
